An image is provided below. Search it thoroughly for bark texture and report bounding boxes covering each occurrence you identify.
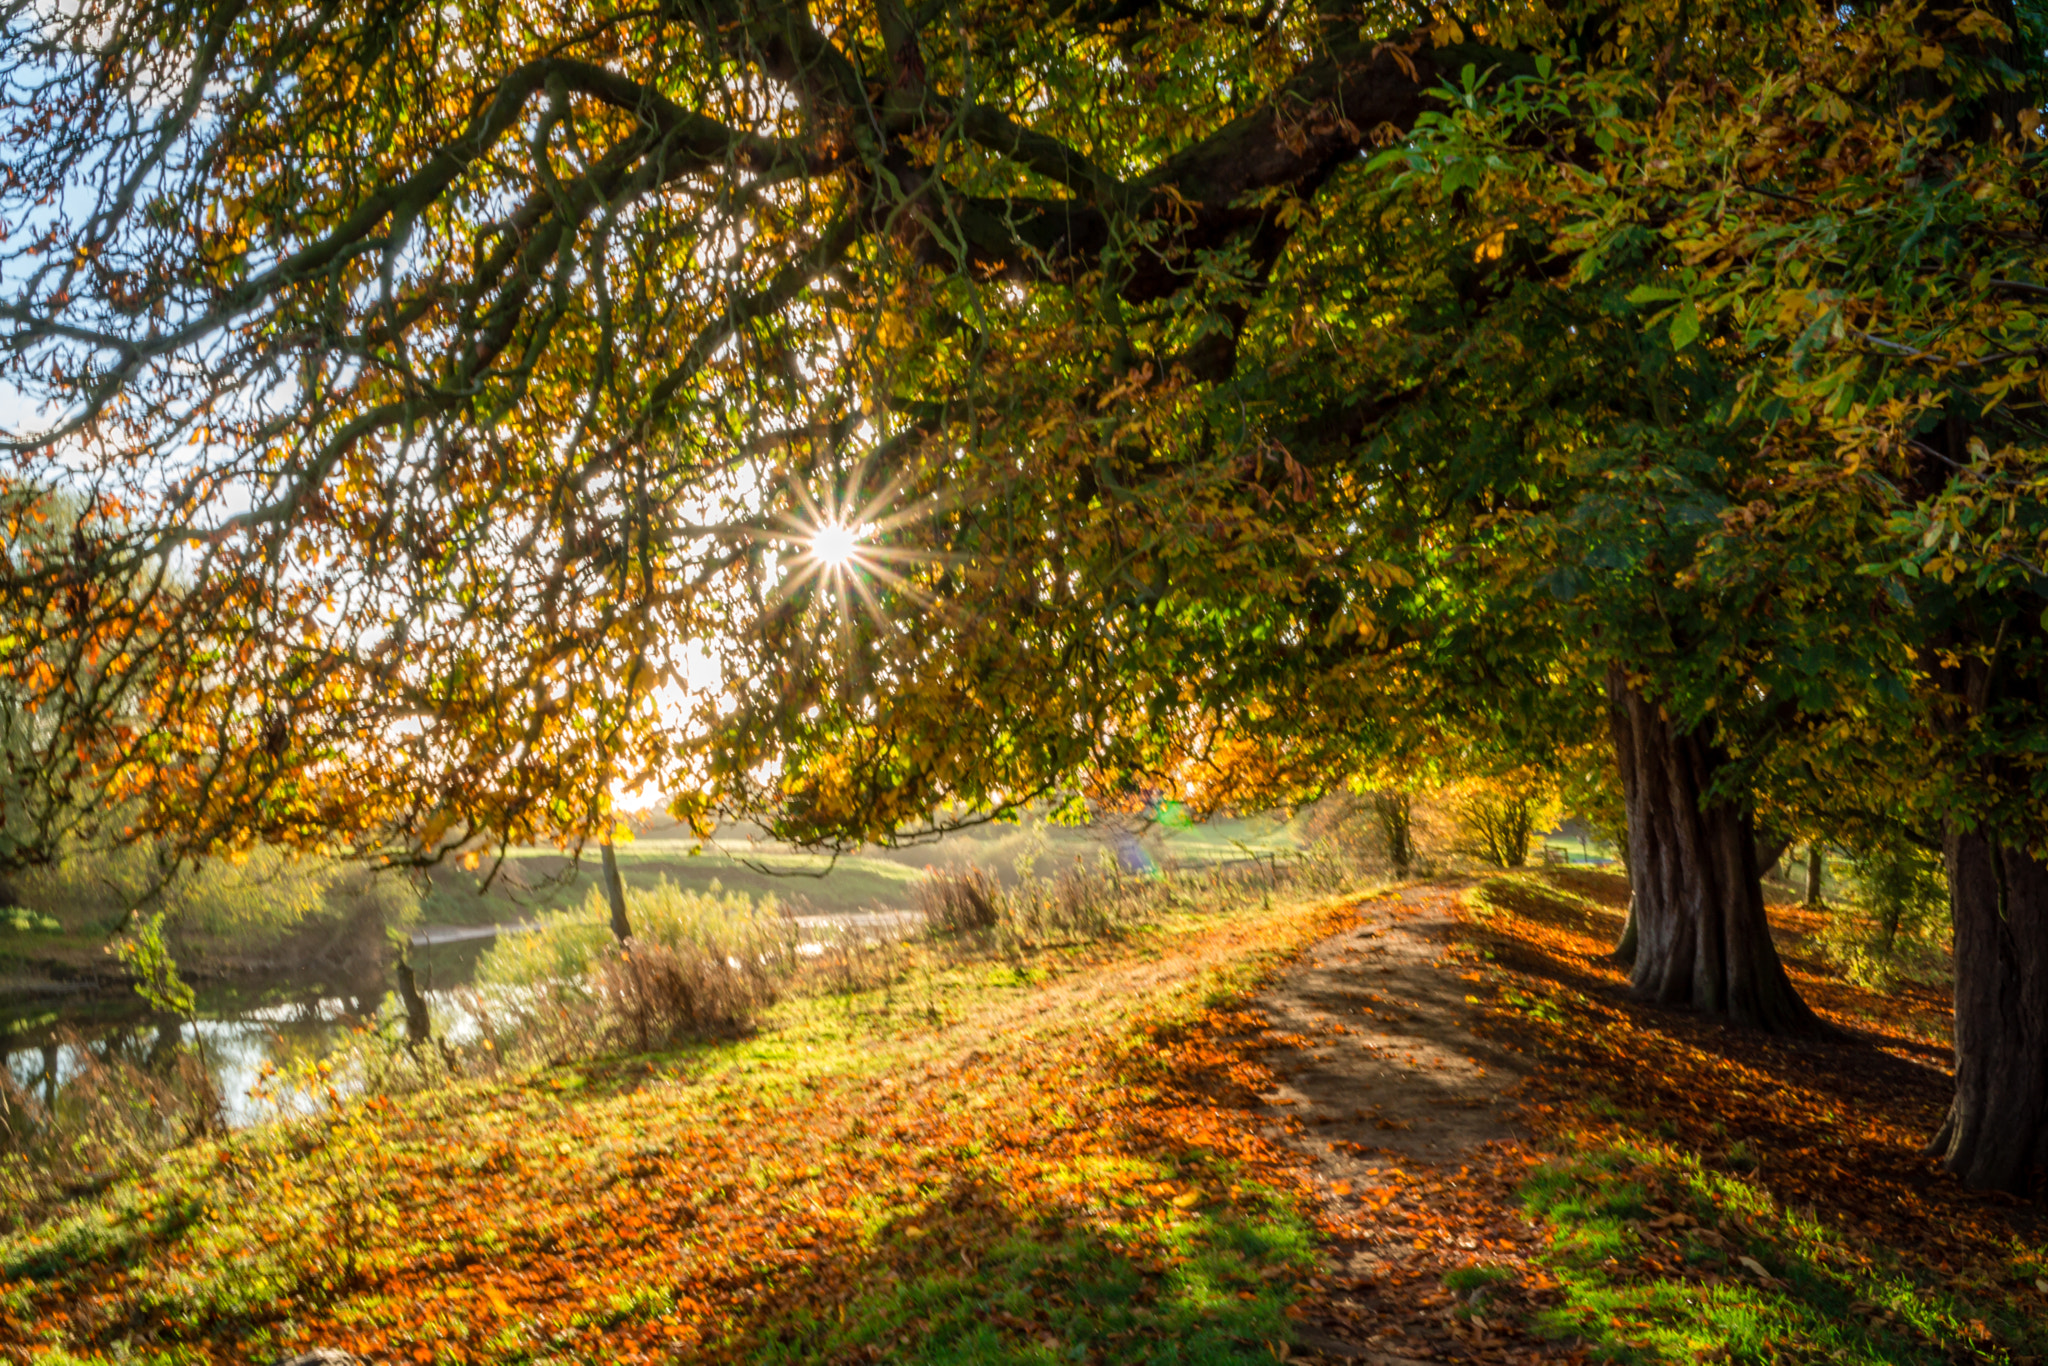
[396,957,432,1046]
[1804,845,1824,907]
[1928,829,2048,1193]
[1607,666,1822,1033]
[1613,900,1639,966]
[601,840,634,943]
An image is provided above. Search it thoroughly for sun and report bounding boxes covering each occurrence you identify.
[810,521,861,568]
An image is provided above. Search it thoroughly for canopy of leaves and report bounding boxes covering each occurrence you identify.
[1,0,2043,865]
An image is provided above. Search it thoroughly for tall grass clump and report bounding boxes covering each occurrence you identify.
[912,864,1001,932]
[913,836,1363,949]
[475,877,799,1052]
[913,848,1154,948]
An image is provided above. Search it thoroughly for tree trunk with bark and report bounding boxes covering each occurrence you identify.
[396,957,432,1048]
[1613,899,1639,965]
[601,840,633,942]
[1927,828,2048,1193]
[1805,846,1824,907]
[1371,791,1414,879]
[1606,666,1823,1034]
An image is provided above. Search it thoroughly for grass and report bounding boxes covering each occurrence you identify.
[0,885,1358,1364]
[421,845,926,927]
[1520,1133,2043,1365]
[1450,867,2048,1366]
[19,855,2034,1366]
[423,816,1304,930]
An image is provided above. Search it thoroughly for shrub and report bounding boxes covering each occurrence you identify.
[912,865,1001,932]
[0,1030,223,1224]
[1296,789,1418,877]
[598,938,780,1050]
[14,836,337,941]
[1,906,59,933]
[476,877,798,1050]
[911,850,1155,947]
[1451,771,1559,870]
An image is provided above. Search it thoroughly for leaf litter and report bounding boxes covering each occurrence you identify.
[6,869,2048,1365]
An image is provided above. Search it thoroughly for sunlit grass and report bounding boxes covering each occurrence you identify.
[0,890,1359,1363]
[1520,1134,2048,1364]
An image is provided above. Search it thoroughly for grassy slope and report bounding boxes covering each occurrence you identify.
[0,893,1356,1365]
[1457,871,2048,1365]
[21,862,2020,1366]
[425,846,928,926]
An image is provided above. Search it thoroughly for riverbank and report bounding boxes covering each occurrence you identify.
[2,883,1360,1362]
[6,870,2042,1365]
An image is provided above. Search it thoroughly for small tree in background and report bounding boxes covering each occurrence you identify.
[1371,791,1415,879]
[1823,838,1951,991]
[1452,771,1559,871]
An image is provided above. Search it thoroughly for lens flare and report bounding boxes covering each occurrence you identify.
[811,521,860,568]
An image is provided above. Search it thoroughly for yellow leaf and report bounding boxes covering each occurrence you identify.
[1172,1188,1203,1208]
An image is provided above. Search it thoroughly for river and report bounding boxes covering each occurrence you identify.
[1,910,918,1130]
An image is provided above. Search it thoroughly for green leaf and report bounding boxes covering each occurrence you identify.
[1626,285,1684,305]
[1669,300,1702,350]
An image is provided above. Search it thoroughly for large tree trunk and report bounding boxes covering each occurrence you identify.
[1606,666,1822,1033]
[1927,828,2048,1193]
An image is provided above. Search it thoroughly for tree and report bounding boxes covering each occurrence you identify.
[1453,769,1553,869]
[601,839,633,943]
[1371,791,1415,879]
[0,0,1526,871]
[6,0,2047,1186]
[1456,0,2048,1182]
[0,0,1873,1040]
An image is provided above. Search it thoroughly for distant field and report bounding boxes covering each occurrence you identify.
[421,813,1303,928]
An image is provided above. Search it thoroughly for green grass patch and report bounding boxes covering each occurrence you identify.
[1519,1133,2048,1364]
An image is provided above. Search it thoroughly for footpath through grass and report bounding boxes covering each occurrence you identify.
[0,894,1358,1365]
[12,869,2048,1366]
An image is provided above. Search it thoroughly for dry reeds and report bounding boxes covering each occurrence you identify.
[473,877,798,1053]
[598,938,781,1051]
[910,837,1371,952]
[911,865,1001,933]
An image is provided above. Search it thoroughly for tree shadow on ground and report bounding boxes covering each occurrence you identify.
[731,1170,1315,1366]
[1463,872,2046,1277]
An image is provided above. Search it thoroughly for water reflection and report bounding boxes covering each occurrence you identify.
[3,994,385,1128]
[2,912,900,1132]
[0,919,499,1132]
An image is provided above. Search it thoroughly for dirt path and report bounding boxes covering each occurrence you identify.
[1246,884,1552,1364]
